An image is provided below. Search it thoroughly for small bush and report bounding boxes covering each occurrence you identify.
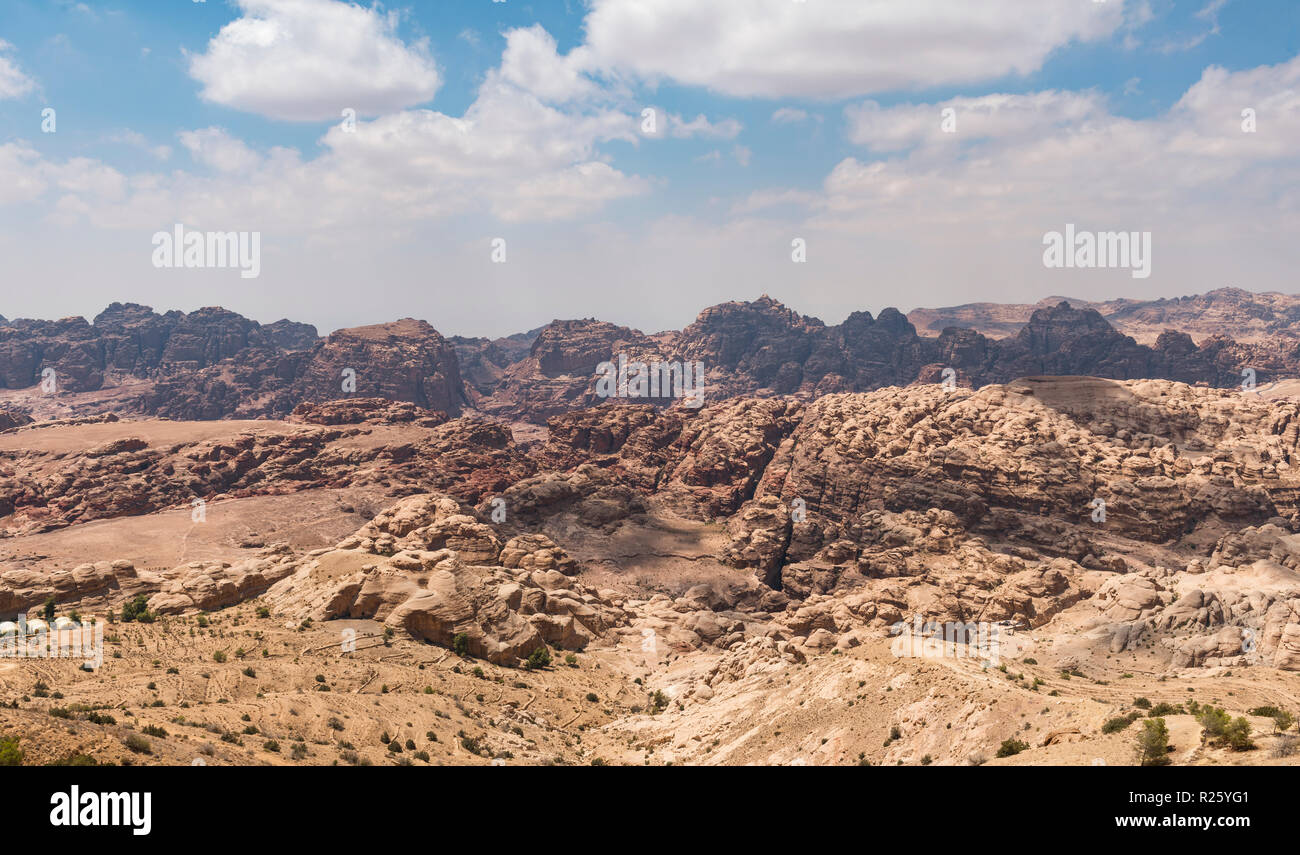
[996,739,1029,758]
[1197,706,1232,740]
[1135,718,1171,766]
[1103,712,1141,734]
[1223,717,1254,751]
[120,594,153,623]
[123,734,151,755]
[0,737,23,766]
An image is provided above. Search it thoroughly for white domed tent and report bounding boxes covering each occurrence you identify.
[0,621,16,636]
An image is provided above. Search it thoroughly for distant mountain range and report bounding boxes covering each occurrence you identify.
[908,287,1300,345]
[3,288,1300,424]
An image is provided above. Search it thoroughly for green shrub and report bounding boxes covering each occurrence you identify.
[0,737,22,766]
[123,734,151,755]
[1223,717,1254,751]
[525,646,551,670]
[120,594,153,623]
[996,739,1029,758]
[1136,718,1171,766]
[452,633,470,657]
[1197,706,1231,740]
[1103,712,1141,734]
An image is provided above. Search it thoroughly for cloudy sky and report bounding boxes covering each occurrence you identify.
[0,0,1297,337]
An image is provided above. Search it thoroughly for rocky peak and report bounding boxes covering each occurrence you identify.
[1015,301,1123,354]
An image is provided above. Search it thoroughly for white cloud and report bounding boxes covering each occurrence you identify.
[638,109,742,140]
[771,108,811,125]
[668,113,742,140]
[104,130,172,161]
[729,188,818,216]
[494,25,597,103]
[814,56,1300,288]
[845,91,1104,152]
[187,0,441,121]
[1,37,649,232]
[580,0,1125,98]
[507,161,647,222]
[178,127,263,173]
[1196,0,1230,24]
[0,40,36,99]
[0,143,48,204]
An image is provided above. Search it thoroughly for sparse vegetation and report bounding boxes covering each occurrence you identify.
[0,737,23,766]
[123,734,152,755]
[1102,712,1141,734]
[1135,718,1171,766]
[120,595,154,623]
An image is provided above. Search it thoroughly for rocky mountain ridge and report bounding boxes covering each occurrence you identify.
[4,290,1300,424]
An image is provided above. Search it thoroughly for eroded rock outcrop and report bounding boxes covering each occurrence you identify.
[265,493,625,664]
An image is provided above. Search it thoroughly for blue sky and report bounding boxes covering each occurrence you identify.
[1,0,1298,336]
